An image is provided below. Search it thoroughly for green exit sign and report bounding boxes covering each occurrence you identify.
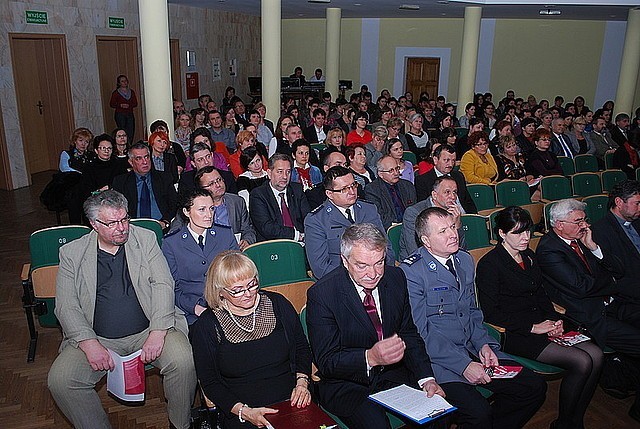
[26,10,48,24]
[108,17,125,29]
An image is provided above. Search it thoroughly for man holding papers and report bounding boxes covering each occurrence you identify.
[47,190,196,429]
[401,207,546,428]
[306,223,444,429]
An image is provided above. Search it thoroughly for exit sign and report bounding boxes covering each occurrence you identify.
[26,10,48,24]
[108,17,125,29]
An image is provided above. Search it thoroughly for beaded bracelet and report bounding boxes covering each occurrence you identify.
[238,403,248,423]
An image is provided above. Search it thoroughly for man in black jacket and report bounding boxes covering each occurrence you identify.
[415,144,477,214]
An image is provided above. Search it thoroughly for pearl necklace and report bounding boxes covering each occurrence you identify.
[223,298,259,333]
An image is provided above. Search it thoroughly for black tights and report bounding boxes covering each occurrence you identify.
[537,341,604,429]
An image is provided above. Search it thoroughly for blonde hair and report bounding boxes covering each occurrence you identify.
[326,128,345,147]
[70,127,94,149]
[204,251,259,309]
[235,130,254,148]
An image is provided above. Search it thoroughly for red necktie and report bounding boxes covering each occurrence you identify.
[570,241,591,273]
[363,288,383,341]
[279,192,294,228]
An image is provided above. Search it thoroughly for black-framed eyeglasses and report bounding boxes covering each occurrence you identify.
[224,277,259,297]
[328,182,359,194]
[378,166,401,173]
[95,215,131,229]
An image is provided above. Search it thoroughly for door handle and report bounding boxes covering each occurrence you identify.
[37,101,43,115]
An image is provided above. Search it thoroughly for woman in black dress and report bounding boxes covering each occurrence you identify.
[191,251,312,429]
[477,207,603,429]
[525,128,563,177]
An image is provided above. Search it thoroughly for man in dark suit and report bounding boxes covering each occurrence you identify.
[177,141,237,196]
[302,108,331,145]
[401,207,546,428]
[304,166,393,278]
[592,181,640,328]
[111,142,177,229]
[233,99,249,127]
[365,156,416,230]
[550,118,577,158]
[305,150,348,210]
[610,113,631,147]
[537,198,640,357]
[415,144,477,214]
[249,153,310,242]
[195,166,256,249]
[306,223,444,429]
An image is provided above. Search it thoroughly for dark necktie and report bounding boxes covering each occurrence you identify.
[198,235,205,251]
[139,175,151,218]
[623,222,640,253]
[279,192,294,228]
[388,184,405,222]
[345,208,355,224]
[445,258,459,282]
[570,241,591,273]
[362,288,383,341]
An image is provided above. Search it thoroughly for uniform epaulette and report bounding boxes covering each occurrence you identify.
[212,222,232,230]
[402,253,422,265]
[310,204,324,215]
[164,228,181,239]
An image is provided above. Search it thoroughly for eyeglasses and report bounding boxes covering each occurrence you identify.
[224,277,259,297]
[328,182,359,193]
[379,166,402,173]
[202,177,224,188]
[559,217,589,226]
[97,146,112,151]
[473,142,489,147]
[95,215,130,229]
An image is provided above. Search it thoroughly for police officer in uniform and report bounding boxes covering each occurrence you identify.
[162,189,239,326]
[304,166,393,279]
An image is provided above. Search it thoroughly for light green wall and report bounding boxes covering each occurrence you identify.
[282,18,361,88]
[377,18,464,100]
[491,19,606,107]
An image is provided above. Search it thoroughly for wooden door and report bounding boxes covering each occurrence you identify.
[170,39,182,103]
[96,36,144,142]
[0,97,11,190]
[405,58,440,100]
[10,34,75,176]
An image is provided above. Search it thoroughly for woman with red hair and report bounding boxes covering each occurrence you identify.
[149,131,179,184]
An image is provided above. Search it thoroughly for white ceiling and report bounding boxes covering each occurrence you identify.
[168,0,639,21]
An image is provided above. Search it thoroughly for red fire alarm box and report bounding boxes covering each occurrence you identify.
[186,72,199,100]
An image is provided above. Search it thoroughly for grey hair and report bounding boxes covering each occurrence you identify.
[415,206,451,239]
[373,125,389,139]
[340,223,387,259]
[127,141,150,159]
[268,152,293,169]
[83,189,129,222]
[549,198,586,227]
[408,112,423,124]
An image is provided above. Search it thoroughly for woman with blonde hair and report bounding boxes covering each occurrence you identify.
[191,251,312,429]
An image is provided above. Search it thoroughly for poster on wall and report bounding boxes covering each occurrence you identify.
[212,58,221,82]
[186,73,199,100]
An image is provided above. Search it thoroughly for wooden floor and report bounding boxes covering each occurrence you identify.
[0,172,635,429]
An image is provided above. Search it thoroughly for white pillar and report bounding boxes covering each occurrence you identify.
[262,0,281,124]
[138,0,174,138]
[614,8,640,116]
[325,8,341,101]
[457,6,482,109]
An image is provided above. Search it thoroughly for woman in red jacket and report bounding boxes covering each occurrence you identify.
[109,74,138,142]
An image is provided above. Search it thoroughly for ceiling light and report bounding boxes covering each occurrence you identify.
[399,4,420,10]
[539,9,561,15]
[308,0,330,3]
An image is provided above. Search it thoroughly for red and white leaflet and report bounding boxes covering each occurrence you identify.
[107,349,145,402]
[551,331,591,347]
[489,365,522,379]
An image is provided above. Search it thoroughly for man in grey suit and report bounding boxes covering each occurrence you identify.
[364,155,416,230]
[304,166,392,278]
[401,207,546,428]
[589,116,618,167]
[550,118,577,158]
[399,176,466,260]
[196,166,256,249]
[47,190,196,429]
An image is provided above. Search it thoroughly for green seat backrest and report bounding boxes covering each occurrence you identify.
[387,224,402,262]
[574,154,599,173]
[467,184,496,211]
[540,176,572,201]
[571,173,602,197]
[402,151,417,165]
[495,180,531,207]
[244,239,310,287]
[605,152,615,170]
[601,170,627,193]
[461,215,491,250]
[130,218,163,247]
[29,226,91,270]
[583,195,609,224]
[557,156,575,176]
